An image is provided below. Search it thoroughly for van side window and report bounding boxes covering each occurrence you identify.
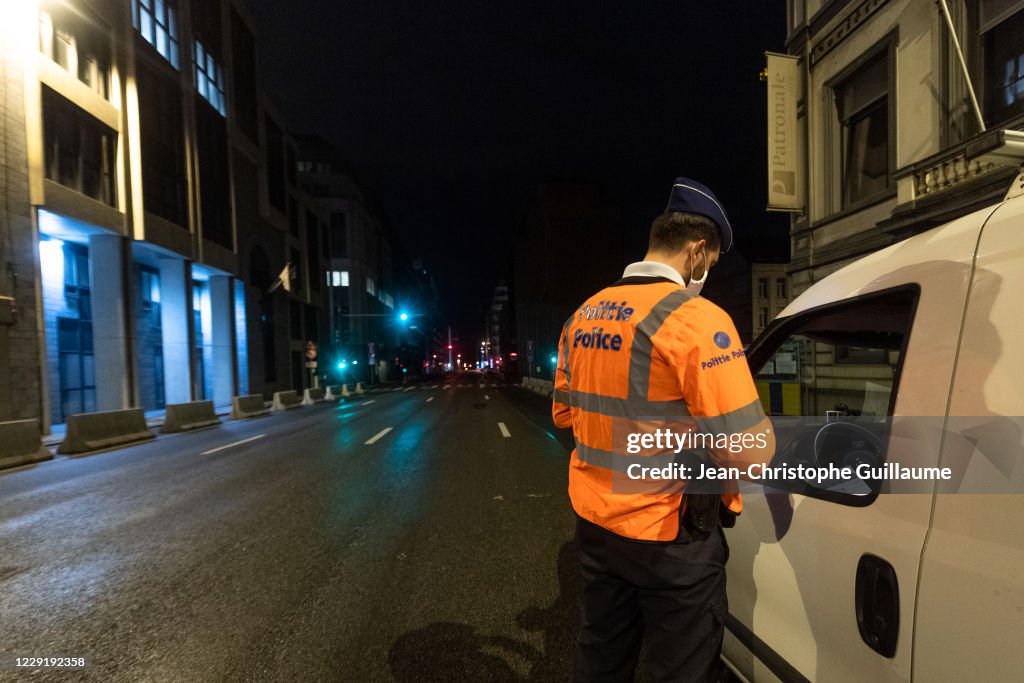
[747,287,918,505]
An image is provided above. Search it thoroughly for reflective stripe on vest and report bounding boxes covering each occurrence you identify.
[563,288,759,475]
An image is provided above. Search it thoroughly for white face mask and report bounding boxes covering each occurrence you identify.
[686,248,709,296]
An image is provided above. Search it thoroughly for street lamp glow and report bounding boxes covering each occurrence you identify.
[550,355,558,365]
[399,312,409,322]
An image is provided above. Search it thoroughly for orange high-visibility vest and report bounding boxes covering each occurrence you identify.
[553,277,764,542]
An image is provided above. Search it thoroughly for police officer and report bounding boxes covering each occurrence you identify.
[553,178,775,682]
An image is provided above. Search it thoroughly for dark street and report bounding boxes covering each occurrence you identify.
[0,379,580,681]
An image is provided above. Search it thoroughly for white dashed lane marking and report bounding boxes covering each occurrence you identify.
[361,400,375,406]
[364,427,393,445]
[426,397,434,403]
[200,434,266,455]
[498,422,511,438]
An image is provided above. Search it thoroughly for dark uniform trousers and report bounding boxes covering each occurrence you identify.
[574,515,729,683]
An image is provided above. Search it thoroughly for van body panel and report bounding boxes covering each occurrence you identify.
[915,196,1024,681]
[725,206,994,680]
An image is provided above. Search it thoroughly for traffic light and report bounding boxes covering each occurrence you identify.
[399,312,409,322]
[448,344,453,350]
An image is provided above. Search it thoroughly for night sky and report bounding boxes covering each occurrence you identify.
[247,1,790,333]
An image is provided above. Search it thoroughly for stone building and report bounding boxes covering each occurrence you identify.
[0,0,329,432]
[781,0,1023,295]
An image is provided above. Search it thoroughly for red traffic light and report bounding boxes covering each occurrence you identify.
[447,344,453,350]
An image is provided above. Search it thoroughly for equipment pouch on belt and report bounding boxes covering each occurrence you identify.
[684,494,719,533]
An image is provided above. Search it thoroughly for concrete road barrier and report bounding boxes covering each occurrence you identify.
[272,390,303,411]
[325,385,342,400]
[58,408,156,455]
[161,401,221,433]
[354,382,365,395]
[302,387,326,405]
[521,377,553,397]
[231,394,270,420]
[342,384,352,397]
[0,419,52,470]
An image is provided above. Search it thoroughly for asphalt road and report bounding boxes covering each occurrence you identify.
[0,376,583,682]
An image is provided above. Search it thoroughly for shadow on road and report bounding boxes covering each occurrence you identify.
[388,541,581,682]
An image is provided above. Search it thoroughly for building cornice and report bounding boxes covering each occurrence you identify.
[810,0,890,67]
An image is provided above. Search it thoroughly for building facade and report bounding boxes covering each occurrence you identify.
[752,262,791,338]
[296,136,397,384]
[782,0,1023,296]
[513,181,622,379]
[0,0,328,433]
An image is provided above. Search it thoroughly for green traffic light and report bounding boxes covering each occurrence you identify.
[399,312,409,322]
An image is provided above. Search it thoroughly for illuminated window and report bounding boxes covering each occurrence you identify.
[132,0,179,69]
[379,291,394,309]
[328,271,349,287]
[194,40,226,116]
[366,276,376,296]
[39,9,111,99]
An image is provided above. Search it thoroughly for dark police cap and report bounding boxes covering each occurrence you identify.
[664,177,734,252]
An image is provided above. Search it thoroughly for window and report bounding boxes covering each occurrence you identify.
[747,287,918,505]
[137,64,186,224]
[833,49,892,207]
[366,276,376,296]
[132,0,179,69]
[758,308,769,329]
[194,40,226,116]
[196,105,231,248]
[981,2,1024,124]
[140,266,160,309]
[329,270,349,287]
[57,316,96,420]
[42,87,116,206]
[757,278,768,299]
[265,116,286,213]
[39,9,111,99]
[776,278,787,299]
[230,8,257,140]
[379,291,394,309]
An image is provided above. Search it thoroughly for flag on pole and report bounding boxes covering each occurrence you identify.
[267,262,295,293]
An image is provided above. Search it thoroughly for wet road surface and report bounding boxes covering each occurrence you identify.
[0,377,582,682]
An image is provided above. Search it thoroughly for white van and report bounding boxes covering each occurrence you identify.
[722,184,1024,681]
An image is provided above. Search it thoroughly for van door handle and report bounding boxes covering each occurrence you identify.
[855,554,899,657]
